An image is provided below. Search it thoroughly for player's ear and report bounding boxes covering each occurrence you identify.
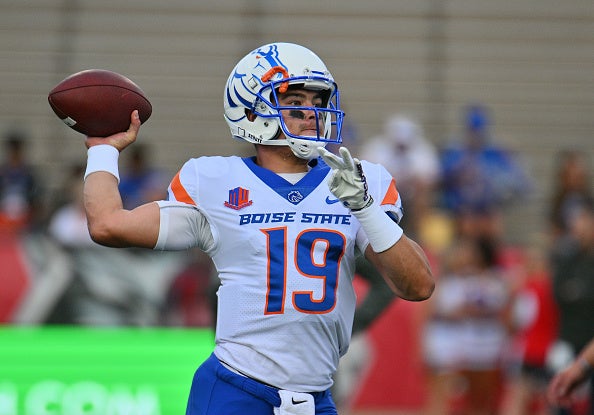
[245,109,257,122]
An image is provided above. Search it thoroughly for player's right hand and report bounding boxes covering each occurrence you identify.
[85,110,141,152]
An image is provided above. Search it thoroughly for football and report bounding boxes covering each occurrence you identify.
[48,69,152,137]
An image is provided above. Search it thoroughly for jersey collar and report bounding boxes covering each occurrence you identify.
[242,157,330,205]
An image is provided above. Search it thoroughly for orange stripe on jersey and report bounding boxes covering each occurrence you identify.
[381,178,399,206]
[170,171,196,205]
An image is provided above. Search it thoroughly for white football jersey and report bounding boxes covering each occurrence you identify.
[166,155,401,391]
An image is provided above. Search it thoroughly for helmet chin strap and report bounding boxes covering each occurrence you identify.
[258,135,324,160]
[258,119,326,160]
[287,138,326,160]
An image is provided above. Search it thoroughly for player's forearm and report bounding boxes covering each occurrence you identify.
[83,171,127,246]
[387,237,434,301]
[82,139,160,248]
[83,172,160,248]
[367,237,434,301]
[351,201,434,301]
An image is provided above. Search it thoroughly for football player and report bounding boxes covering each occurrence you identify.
[82,42,434,415]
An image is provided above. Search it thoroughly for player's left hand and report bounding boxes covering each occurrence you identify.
[318,146,373,211]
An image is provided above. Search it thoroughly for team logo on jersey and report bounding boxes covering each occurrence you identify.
[224,187,253,210]
[287,190,304,204]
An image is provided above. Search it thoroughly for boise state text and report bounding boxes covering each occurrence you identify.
[239,212,351,225]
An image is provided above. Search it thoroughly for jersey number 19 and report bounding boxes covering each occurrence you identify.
[262,227,346,315]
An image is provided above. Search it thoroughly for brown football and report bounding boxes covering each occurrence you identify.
[48,69,152,137]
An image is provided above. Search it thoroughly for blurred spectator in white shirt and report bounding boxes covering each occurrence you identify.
[361,114,440,238]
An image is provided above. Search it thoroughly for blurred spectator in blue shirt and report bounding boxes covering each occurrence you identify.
[439,104,532,255]
[440,104,532,216]
[0,131,42,234]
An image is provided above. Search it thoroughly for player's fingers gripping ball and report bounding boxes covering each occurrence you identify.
[318,147,373,211]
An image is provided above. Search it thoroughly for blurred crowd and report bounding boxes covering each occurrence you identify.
[1,103,592,415]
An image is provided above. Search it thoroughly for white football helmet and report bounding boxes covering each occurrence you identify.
[224,42,344,159]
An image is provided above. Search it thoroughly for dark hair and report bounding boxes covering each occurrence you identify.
[4,130,26,151]
[475,236,498,268]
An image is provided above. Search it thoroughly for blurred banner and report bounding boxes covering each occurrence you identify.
[0,326,214,415]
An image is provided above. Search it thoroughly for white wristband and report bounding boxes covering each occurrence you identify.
[84,145,120,183]
[352,202,404,253]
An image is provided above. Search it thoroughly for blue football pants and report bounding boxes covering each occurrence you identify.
[185,353,338,415]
